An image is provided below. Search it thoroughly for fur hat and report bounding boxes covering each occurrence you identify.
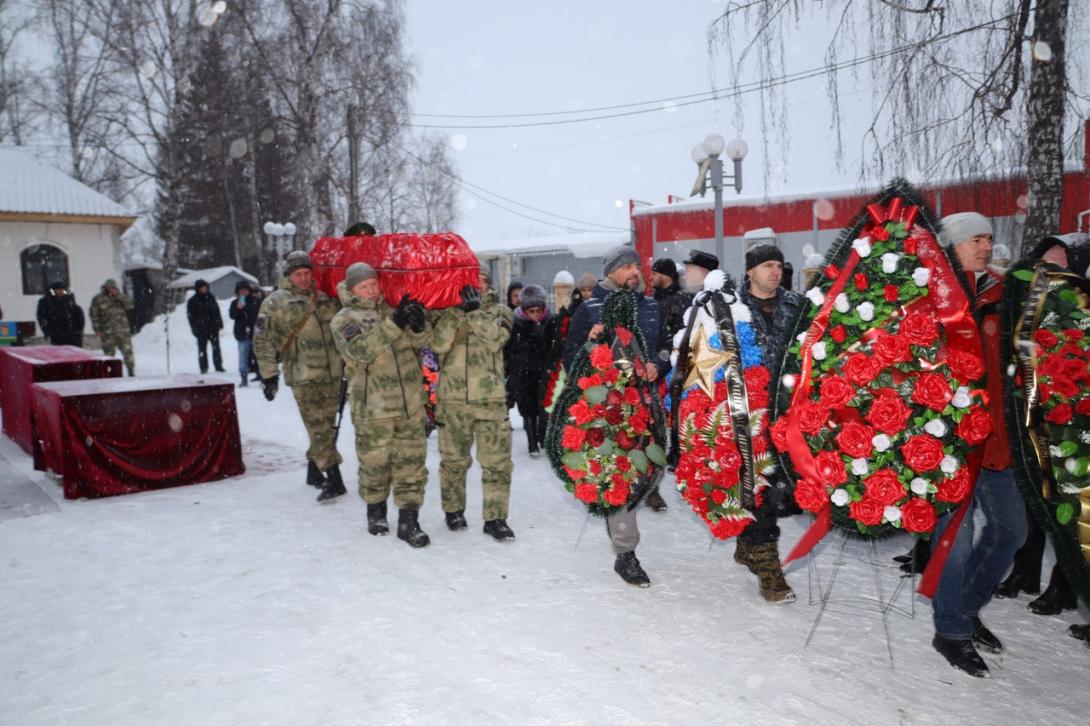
[602,245,640,276]
[283,250,313,274]
[519,284,547,310]
[345,262,378,290]
[553,270,574,286]
[577,272,598,290]
[939,212,993,248]
[745,244,783,270]
[686,249,719,271]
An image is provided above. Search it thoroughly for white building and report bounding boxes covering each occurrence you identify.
[0,147,136,332]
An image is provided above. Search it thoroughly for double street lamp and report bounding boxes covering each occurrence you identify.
[690,133,748,252]
[263,221,297,278]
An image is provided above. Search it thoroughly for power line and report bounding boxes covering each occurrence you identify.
[408,14,1018,129]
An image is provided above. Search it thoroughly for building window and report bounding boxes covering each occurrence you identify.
[21,244,70,295]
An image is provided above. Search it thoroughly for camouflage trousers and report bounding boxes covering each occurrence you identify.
[290,380,343,471]
[354,416,427,508]
[437,402,512,520]
[100,333,134,375]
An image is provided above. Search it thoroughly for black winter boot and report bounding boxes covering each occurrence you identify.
[1069,624,1090,645]
[397,508,430,548]
[239,374,248,388]
[971,617,1003,654]
[645,487,667,512]
[367,502,389,536]
[445,510,468,531]
[897,538,930,574]
[316,465,347,503]
[1028,565,1077,615]
[932,635,989,678]
[526,415,541,458]
[483,519,515,541]
[613,551,650,587]
[306,461,325,489]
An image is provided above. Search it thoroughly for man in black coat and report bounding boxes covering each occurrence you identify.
[36,280,85,346]
[228,280,261,387]
[562,245,669,588]
[650,258,692,346]
[186,279,225,373]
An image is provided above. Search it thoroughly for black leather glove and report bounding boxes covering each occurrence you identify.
[392,294,414,329]
[460,285,481,313]
[406,302,427,333]
[261,375,279,401]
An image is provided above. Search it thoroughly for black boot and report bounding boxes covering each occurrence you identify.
[526,415,541,458]
[1028,565,1077,615]
[996,514,1044,598]
[239,374,248,388]
[483,518,515,541]
[971,617,1003,654]
[317,465,347,503]
[613,551,650,587]
[932,635,989,678]
[306,461,325,489]
[1069,624,1090,645]
[896,539,930,574]
[397,508,430,548]
[445,510,468,531]
[645,487,667,512]
[367,502,389,536]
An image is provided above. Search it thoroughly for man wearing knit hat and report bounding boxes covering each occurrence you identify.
[330,263,432,546]
[730,243,802,602]
[563,244,669,586]
[929,211,1027,678]
[254,250,347,503]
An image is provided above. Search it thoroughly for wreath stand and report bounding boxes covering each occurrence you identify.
[803,530,920,668]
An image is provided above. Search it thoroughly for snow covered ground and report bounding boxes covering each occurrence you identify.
[1,301,1087,725]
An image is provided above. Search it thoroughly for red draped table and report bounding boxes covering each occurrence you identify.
[30,375,245,499]
[0,346,122,454]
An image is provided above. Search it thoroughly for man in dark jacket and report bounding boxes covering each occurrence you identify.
[651,258,692,345]
[186,279,225,374]
[562,245,668,588]
[505,284,558,458]
[228,280,261,387]
[735,244,804,603]
[37,281,85,347]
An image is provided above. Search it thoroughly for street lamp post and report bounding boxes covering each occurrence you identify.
[263,221,297,279]
[690,134,748,256]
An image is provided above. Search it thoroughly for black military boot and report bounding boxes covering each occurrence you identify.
[932,635,989,678]
[748,541,796,604]
[445,510,468,531]
[316,465,347,503]
[645,487,667,511]
[397,508,430,548]
[1069,624,1090,645]
[613,551,650,587]
[1028,565,1077,615]
[306,461,325,489]
[367,502,389,536]
[483,519,515,541]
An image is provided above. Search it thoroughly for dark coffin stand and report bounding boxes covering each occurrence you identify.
[30,374,245,499]
[0,346,122,454]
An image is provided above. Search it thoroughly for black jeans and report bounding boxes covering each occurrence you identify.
[196,333,223,373]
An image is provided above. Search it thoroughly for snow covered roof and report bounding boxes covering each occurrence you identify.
[470,231,628,259]
[0,146,135,227]
[168,266,260,289]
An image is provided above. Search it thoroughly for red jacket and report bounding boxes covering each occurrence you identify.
[967,269,1011,471]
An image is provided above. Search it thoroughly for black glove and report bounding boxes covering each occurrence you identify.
[406,302,427,333]
[392,294,415,329]
[262,375,279,401]
[460,285,481,313]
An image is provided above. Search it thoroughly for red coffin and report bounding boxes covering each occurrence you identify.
[310,233,480,309]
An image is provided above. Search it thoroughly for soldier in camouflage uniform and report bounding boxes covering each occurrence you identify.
[330,263,432,547]
[431,266,516,541]
[89,278,135,376]
[253,251,346,503]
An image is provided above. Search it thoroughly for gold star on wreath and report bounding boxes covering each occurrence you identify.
[683,325,732,398]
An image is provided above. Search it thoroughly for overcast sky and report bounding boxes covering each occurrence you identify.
[403,0,876,244]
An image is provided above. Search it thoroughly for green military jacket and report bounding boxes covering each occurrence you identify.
[430,290,512,415]
[89,286,134,336]
[254,277,342,386]
[330,282,431,423]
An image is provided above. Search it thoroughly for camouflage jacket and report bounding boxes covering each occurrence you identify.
[430,290,512,414]
[254,278,342,386]
[330,282,431,423]
[89,286,133,336]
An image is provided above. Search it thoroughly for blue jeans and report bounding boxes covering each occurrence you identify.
[237,339,252,377]
[931,467,1028,640]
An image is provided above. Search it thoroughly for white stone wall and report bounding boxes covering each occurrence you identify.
[0,220,123,333]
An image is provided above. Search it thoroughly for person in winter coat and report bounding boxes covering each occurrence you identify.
[330,263,432,548]
[228,280,261,387]
[576,272,597,305]
[431,266,516,541]
[186,279,225,374]
[90,278,135,376]
[504,284,559,457]
[254,251,346,503]
[506,280,524,311]
[929,212,1027,679]
[37,280,85,347]
[650,258,693,355]
[552,270,575,314]
[562,245,669,588]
